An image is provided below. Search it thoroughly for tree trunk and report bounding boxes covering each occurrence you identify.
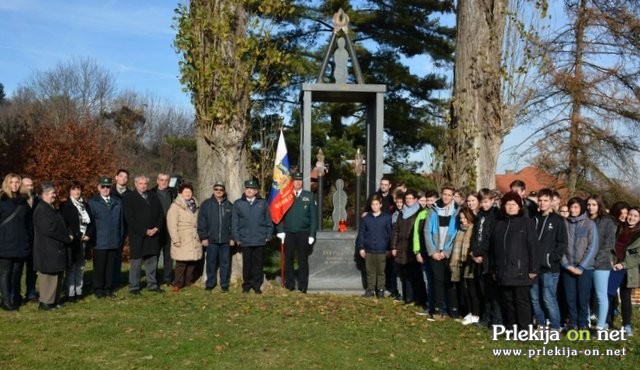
[196,123,249,285]
[445,0,508,190]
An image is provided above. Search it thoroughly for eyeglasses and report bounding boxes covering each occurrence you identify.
[213,188,224,192]
[99,185,110,189]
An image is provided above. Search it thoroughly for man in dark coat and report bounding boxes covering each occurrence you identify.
[150,173,177,285]
[88,177,125,298]
[276,172,317,293]
[109,168,132,287]
[123,175,164,294]
[231,180,273,294]
[33,182,73,310]
[198,180,234,292]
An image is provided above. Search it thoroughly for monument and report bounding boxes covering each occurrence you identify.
[301,9,386,293]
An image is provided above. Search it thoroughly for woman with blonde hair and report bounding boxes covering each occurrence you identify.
[166,183,202,292]
[0,174,31,310]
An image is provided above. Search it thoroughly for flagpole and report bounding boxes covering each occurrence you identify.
[269,129,294,290]
[280,241,285,288]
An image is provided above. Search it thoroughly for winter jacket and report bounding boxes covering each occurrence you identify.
[357,212,392,253]
[0,194,31,259]
[150,185,177,246]
[33,201,72,274]
[562,213,598,271]
[123,191,164,259]
[533,212,567,273]
[198,195,233,244]
[424,200,459,257]
[87,194,124,250]
[391,209,419,264]
[490,214,539,286]
[470,206,501,274]
[167,196,202,262]
[592,216,617,270]
[412,208,431,256]
[231,195,273,247]
[60,199,92,264]
[276,189,318,237]
[618,233,640,288]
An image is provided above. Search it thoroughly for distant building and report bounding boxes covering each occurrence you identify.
[495,166,568,200]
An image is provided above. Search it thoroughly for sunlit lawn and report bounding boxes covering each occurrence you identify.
[1,264,638,369]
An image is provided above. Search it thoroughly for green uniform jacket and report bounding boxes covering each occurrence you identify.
[276,190,318,237]
[620,236,640,288]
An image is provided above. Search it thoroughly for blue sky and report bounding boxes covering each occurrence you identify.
[0,0,191,109]
[0,0,549,174]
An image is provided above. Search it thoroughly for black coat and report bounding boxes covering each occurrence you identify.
[198,195,233,244]
[33,201,72,273]
[490,214,540,286]
[533,212,567,273]
[150,186,177,246]
[60,199,92,264]
[0,194,31,259]
[123,191,164,259]
[470,206,501,274]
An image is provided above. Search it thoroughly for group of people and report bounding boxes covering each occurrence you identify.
[358,178,639,337]
[0,169,319,311]
[2,170,637,338]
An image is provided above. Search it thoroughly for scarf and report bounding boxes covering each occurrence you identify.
[402,202,420,219]
[185,198,197,213]
[449,223,474,282]
[71,197,91,234]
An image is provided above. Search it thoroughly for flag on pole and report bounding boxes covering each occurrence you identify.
[268,130,294,224]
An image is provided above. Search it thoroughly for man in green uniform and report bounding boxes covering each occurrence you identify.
[276,173,318,293]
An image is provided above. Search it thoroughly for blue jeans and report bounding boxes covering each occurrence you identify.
[562,269,593,328]
[420,261,435,311]
[593,269,610,328]
[531,272,561,328]
[206,243,230,289]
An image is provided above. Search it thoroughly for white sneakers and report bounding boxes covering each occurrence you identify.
[460,313,479,325]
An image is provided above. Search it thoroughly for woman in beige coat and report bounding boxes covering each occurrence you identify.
[166,183,202,291]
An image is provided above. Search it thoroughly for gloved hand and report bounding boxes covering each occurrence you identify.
[277,232,285,241]
[308,237,315,245]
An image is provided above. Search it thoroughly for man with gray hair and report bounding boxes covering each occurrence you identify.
[123,175,164,294]
[150,173,177,286]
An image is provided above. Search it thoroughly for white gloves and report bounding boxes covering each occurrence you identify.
[308,237,315,245]
[277,232,286,241]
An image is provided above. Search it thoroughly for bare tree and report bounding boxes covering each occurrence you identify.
[528,0,640,195]
[21,57,115,125]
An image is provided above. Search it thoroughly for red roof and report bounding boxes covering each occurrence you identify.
[495,166,567,198]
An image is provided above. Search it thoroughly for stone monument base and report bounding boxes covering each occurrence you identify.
[308,231,363,293]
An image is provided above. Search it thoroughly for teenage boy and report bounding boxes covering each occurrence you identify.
[531,188,567,331]
[421,184,459,318]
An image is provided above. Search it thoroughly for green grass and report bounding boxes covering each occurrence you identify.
[2,267,639,369]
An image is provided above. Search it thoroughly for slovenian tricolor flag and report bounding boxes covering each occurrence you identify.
[268,131,295,224]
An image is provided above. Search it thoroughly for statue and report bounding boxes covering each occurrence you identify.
[331,179,348,231]
[333,37,349,83]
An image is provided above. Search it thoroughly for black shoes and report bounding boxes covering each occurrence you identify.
[254,289,262,294]
[375,289,385,298]
[1,302,17,311]
[129,290,141,296]
[148,287,165,293]
[362,290,375,298]
[221,288,229,293]
[38,302,60,311]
